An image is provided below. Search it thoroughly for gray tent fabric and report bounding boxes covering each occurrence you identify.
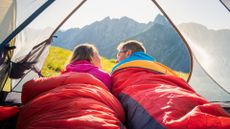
[0,0,16,45]
[190,57,230,101]
[8,0,84,92]
[220,0,230,11]
[0,0,86,105]
[154,0,230,101]
[11,39,51,92]
[0,0,16,91]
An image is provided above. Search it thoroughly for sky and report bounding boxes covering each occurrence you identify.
[22,0,230,30]
[60,0,159,29]
[158,0,230,30]
[59,0,230,30]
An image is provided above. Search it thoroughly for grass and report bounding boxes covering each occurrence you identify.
[4,46,189,91]
[174,71,190,81]
[2,78,11,92]
[41,46,189,80]
[2,46,189,92]
[101,57,116,73]
[41,46,116,76]
[41,46,72,77]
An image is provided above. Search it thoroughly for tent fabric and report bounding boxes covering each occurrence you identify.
[0,0,16,45]
[154,0,230,101]
[17,72,125,129]
[0,0,16,91]
[0,106,19,121]
[111,61,230,129]
[9,0,84,92]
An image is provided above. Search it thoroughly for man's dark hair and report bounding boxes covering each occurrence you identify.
[117,40,146,53]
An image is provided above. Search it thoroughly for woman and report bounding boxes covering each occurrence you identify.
[17,44,125,129]
[62,43,111,90]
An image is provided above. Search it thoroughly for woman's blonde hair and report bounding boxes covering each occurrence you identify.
[70,43,98,63]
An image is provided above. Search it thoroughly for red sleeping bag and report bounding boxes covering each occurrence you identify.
[0,106,19,121]
[112,67,230,129]
[17,72,125,129]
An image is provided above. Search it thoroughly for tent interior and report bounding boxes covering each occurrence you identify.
[0,0,230,128]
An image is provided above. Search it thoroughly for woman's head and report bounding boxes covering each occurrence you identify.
[70,43,102,68]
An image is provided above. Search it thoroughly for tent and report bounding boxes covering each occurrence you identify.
[0,0,87,102]
[0,0,230,128]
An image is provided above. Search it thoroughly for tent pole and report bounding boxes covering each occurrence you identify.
[150,0,193,82]
[49,0,87,38]
[0,0,55,52]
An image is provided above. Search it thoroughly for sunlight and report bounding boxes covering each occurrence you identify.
[158,0,230,30]
[187,38,213,69]
[60,0,160,29]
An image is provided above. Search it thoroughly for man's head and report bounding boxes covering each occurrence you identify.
[116,40,146,62]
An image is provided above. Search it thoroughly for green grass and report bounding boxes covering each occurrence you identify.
[101,57,116,73]
[2,78,11,92]
[175,71,189,81]
[41,46,72,77]
[2,46,188,92]
[41,46,116,77]
[41,46,188,81]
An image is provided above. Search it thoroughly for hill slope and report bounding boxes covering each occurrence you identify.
[42,46,188,80]
[41,46,116,77]
[130,15,190,72]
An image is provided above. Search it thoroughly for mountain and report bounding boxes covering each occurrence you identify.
[52,16,153,57]
[52,15,192,72]
[52,15,229,72]
[178,22,230,55]
[127,15,190,72]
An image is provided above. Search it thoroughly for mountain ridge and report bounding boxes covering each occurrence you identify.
[51,15,230,72]
[52,15,190,72]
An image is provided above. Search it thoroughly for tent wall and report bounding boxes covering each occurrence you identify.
[154,0,230,101]
[0,0,16,92]
[8,0,85,92]
[0,0,16,44]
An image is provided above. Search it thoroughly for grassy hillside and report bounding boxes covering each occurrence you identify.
[41,46,116,77]
[42,46,188,80]
[41,46,71,77]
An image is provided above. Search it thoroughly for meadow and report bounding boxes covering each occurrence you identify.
[41,46,116,77]
[41,46,188,80]
[2,46,188,92]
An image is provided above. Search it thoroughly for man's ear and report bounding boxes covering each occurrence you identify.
[126,50,132,56]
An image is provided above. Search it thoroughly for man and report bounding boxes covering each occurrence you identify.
[111,40,230,129]
[112,40,156,71]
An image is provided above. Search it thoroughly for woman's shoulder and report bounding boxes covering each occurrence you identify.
[95,68,111,77]
[90,68,111,90]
